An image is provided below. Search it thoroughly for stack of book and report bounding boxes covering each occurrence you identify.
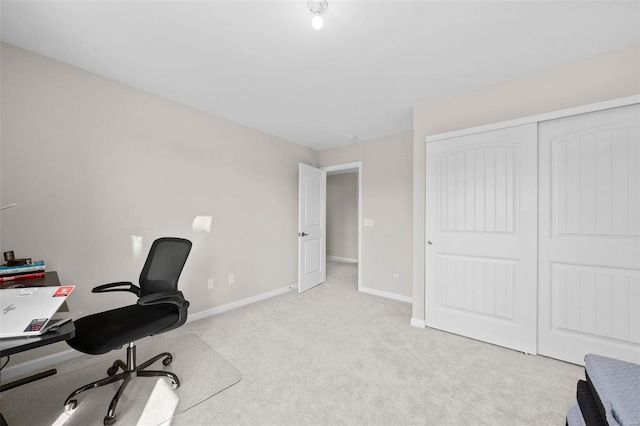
[0,260,46,283]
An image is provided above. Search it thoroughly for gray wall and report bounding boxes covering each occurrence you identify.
[4,39,638,366]
[1,44,317,362]
[326,173,358,260]
[412,44,640,321]
[320,132,413,298]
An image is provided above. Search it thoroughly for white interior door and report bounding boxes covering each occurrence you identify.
[298,163,326,293]
[425,124,538,354]
[538,104,640,365]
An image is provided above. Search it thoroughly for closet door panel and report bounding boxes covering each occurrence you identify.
[425,124,538,354]
[538,104,640,365]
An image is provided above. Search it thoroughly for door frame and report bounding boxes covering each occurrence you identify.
[322,161,363,292]
[425,96,640,144]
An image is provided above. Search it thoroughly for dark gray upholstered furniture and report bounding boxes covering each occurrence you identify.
[63,237,192,425]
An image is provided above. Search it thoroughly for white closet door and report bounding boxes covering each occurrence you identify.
[538,104,640,365]
[425,124,538,354]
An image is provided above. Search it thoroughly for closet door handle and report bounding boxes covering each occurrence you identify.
[299,232,309,237]
[427,240,433,245]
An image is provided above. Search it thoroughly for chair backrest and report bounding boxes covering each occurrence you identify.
[139,237,192,297]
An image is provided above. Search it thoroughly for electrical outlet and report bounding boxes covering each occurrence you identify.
[228,274,235,284]
[393,269,399,278]
[207,278,214,289]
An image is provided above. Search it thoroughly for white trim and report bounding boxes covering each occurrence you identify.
[3,285,294,380]
[321,161,363,292]
[322,162,361,174]
[424,141,429,328]
[425,95,640,143]
[327,255,358,263]
[410,318,426,328]
[187,285,293,322]
[359,286,412,303]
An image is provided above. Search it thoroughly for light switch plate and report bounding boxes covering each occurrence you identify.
[363,218,374,227]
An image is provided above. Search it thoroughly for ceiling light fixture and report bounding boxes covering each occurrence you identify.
[308,0,328,30]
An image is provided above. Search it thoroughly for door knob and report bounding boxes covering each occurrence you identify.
[299,232,309,237]
[427,240,433,245]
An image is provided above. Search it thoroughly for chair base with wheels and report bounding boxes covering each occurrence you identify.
[63,237,192,425]
[64,342,180,426]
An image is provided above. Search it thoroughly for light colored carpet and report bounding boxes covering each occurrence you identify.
[0,333,241,425]
[3,261,583,425]
[169,261,583,425]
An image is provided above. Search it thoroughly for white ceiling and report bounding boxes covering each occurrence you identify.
[2,1,639,150]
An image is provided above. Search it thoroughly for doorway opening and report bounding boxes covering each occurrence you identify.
[322,162,362,291]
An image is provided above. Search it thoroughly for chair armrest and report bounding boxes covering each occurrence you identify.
[92,282,141,296]
[138,291,190,335]
[137,291,188,309]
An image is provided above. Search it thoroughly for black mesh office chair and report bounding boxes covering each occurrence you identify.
[64,237,192,425]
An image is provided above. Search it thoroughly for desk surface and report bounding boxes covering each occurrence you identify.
[0,321,75,357]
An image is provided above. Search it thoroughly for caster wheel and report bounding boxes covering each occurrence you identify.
[162,355,173,366]
[107,365,118,376]
[170,380,179,390]
[104,415,116,426]
[65,400,77,412]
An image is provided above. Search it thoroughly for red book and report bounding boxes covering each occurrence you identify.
[0,271,46,282]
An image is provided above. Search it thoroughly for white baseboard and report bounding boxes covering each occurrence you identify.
[410,318,426,328]
[3,285,294,381]
[359,286,412,303]
[187,285,293,322]
[326,255,358,264]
